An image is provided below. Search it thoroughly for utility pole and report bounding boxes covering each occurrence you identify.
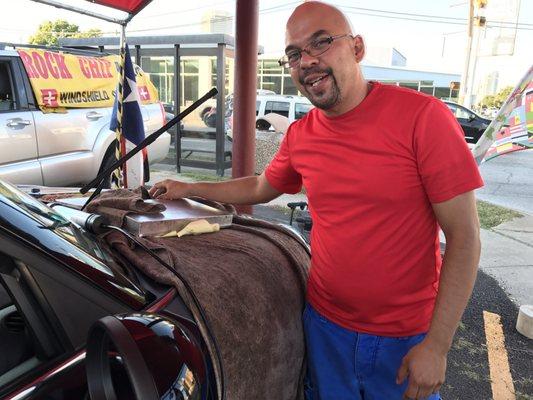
[459,0,488,108]
[458,0,474,106]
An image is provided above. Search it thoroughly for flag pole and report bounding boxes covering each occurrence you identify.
[112,24,127,188]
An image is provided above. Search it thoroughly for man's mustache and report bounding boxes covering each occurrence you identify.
[299,67,334,86]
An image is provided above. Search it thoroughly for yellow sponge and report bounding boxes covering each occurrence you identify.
[160,219,220,238]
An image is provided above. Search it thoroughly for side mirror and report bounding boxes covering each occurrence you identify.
[85,314,212,400]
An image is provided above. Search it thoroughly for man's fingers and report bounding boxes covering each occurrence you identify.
[148,184,161,196]
[416,385,435,399]
[431,384,442,396]
[149,183,168,199]
[396,359,409,384]
[402,382,419,400]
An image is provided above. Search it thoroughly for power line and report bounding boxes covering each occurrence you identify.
[336,3,532,29]
[140,0,235,19]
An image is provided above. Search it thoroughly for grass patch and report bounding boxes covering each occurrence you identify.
[179,172,230,183]
[477,200,523,229]
[268,204,292,216]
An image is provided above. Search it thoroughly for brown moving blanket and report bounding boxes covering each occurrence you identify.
[92,192,310,400]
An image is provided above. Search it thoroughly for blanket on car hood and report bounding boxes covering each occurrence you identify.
[93,193,310,400]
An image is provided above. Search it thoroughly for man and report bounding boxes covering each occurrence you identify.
[150,2,483,399]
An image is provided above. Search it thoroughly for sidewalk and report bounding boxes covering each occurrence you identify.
[479,215,533,306]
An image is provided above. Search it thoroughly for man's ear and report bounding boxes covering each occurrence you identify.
[354,35,365,62]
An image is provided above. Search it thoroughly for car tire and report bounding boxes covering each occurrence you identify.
[98,143,118,189]
[204,113,217,128]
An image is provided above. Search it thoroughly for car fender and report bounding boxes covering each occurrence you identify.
[256,113,290,134]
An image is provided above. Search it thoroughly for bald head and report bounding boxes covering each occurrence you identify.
[286,1,353,43]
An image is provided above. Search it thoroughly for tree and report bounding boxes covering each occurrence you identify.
[479,86,513,109]
[28,20,102,46]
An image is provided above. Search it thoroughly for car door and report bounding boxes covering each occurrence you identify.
[0,252,85,400]
[0,235,134,399]
[0,57,41,185]
[32,106,111,186]
[448,103,478,143]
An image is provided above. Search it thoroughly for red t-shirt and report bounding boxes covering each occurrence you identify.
[265,82,484,336]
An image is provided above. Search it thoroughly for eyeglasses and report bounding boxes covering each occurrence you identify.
[278,34,354,69]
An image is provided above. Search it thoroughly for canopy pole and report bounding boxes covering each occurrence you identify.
[110,25,127,188]
[233,0,259,214]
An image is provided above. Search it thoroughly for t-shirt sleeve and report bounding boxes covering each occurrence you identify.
[264,126,302,194]
[414,99,484,203]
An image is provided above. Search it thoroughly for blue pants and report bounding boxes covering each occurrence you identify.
[303,303,441,400]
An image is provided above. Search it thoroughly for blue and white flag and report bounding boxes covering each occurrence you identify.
[110,44,147,188]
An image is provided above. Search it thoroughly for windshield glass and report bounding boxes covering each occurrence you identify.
[0,180,120,273]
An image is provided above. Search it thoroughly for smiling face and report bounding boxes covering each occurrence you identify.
[285,2,366,116]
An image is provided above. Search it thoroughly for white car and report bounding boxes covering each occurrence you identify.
[0,48,170,187]
[227,94,313,138]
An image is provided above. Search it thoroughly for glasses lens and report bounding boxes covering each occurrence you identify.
[284,52,300,68]
[308,37,333,56]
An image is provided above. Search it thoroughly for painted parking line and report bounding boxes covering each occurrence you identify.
[483,311,516,400]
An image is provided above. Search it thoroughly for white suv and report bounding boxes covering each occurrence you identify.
[255,94,313,123]
[227,94,313,138]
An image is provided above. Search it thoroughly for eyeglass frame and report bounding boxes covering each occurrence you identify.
[278,33,354,69]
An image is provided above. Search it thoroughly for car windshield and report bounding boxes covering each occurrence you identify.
[0,180,122,274]
[0,180,70,229]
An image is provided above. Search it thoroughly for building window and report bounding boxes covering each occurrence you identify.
[399,82,419,91]
[262,60,282,75]
[141,56,174,106]
[283,76,298,95]
[420,87,434,96]
[262,76,282,95]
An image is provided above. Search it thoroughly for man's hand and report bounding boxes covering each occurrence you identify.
[149,179,190,199]
[148,174,282,205]
[396,339,447,399]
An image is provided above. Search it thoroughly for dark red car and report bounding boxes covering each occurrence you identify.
[0,180,217,399]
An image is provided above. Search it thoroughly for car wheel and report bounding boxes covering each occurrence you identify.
[98,144,118,189]
[204,113,217,128]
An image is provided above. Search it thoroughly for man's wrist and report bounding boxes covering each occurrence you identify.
[184,182,196,198]
[423,332,452,356]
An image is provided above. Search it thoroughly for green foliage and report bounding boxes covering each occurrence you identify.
[478,86,514,109]
[28,20,102,46]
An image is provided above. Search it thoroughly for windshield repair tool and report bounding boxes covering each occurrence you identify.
[50,205,109,235]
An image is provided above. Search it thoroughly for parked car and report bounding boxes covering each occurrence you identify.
[0,178,309,399]
[0,47,170,187]
[227,94,314,139]
[201,90,277,128]
[443,101,491,144]
[0,179,216,399]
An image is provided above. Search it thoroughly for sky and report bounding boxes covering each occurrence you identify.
[1,0,531,90]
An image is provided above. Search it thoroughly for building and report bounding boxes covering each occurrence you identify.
[201,10,233,35]
[256,53,460,100]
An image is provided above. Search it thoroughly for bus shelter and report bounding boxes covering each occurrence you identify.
[61,34,257,176]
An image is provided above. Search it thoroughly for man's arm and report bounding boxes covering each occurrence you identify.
[148,172,283,205]
[397,190,481,398]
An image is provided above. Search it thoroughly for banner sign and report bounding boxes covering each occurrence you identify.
[16,47,158,111]
[473,67,533,164]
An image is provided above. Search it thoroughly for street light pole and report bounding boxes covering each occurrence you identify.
[460,0,488,108]
[458,0,474,106]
